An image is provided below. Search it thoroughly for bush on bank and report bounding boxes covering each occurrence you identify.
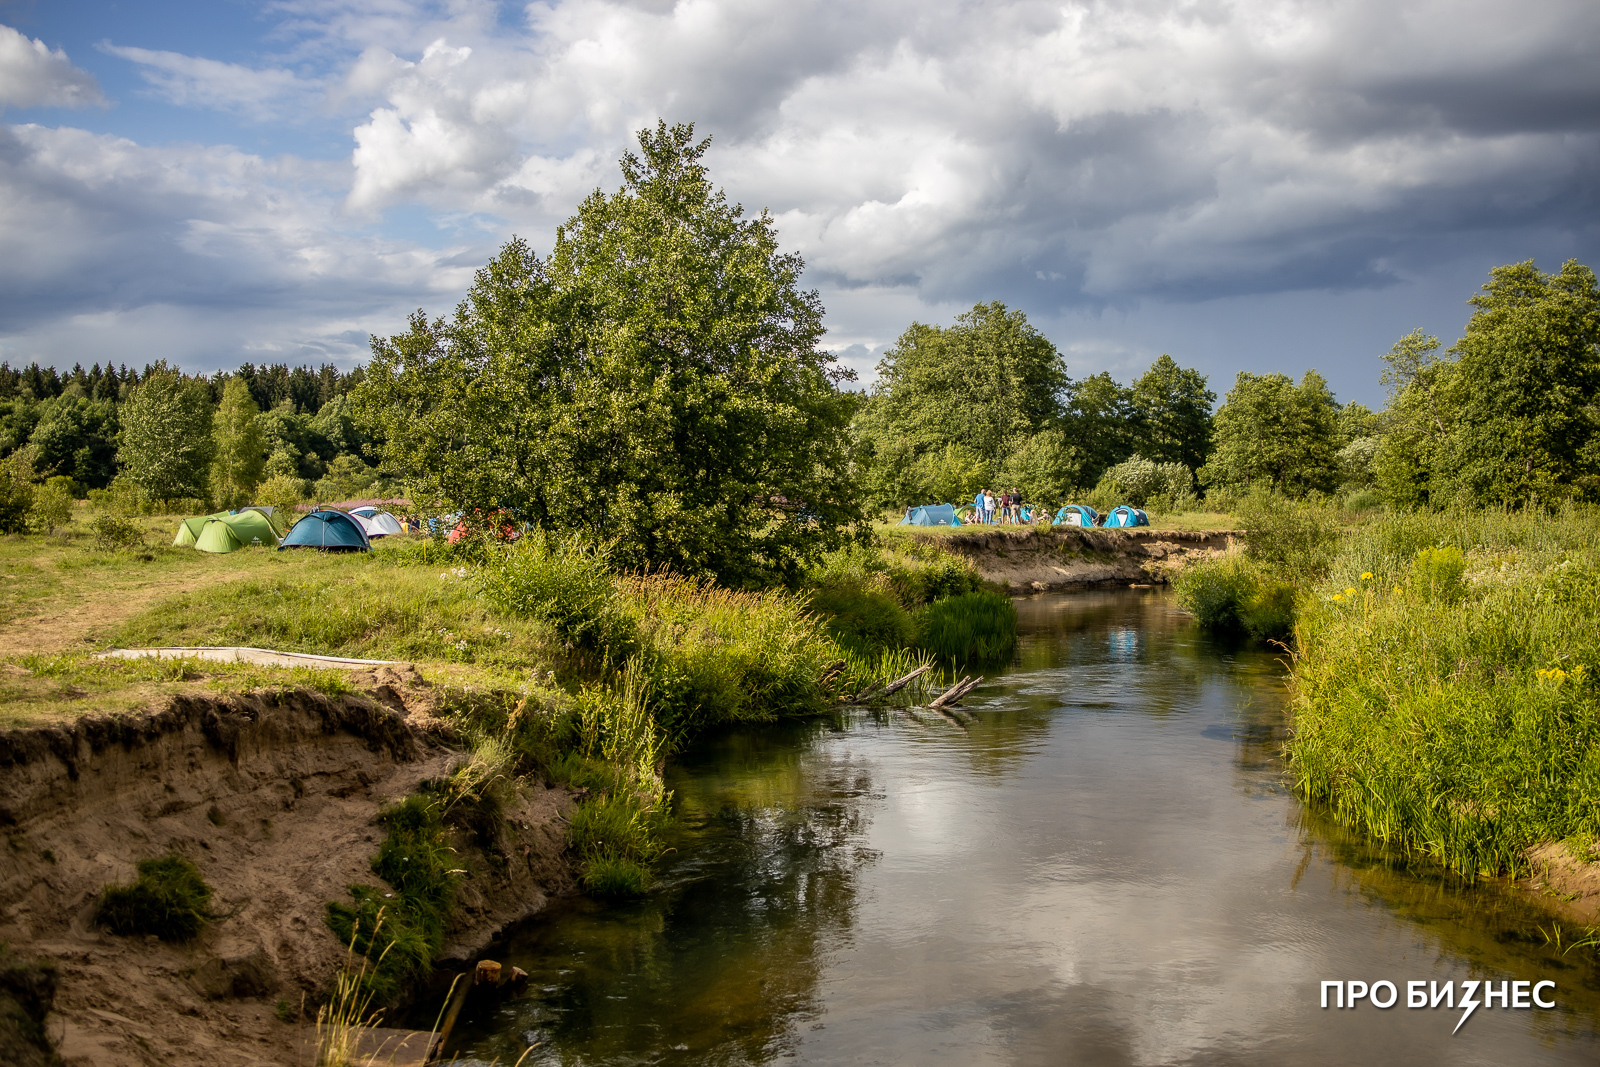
[1288,506,1600,878]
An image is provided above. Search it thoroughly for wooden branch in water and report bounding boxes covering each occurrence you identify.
[929,675,984,710]
[849,677,885,704]
[878,663,932,700]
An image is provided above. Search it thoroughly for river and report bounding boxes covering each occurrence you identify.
[441,589,1600,1065]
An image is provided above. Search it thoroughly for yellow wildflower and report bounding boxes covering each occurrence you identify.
[1361,572,1373,580]
[1345,588,1356,596]
[1332,594,1344,602]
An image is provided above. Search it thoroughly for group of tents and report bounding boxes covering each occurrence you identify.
[171,504,410,554]
[898,502,1150,529]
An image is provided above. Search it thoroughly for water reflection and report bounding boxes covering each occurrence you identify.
[446,589,1600,1066]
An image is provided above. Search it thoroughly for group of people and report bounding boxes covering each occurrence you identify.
[971,488,1028,524]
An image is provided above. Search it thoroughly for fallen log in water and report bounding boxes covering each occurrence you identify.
[878,663,932,700]
[928,675,984,710]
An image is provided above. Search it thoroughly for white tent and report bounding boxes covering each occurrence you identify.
[349,508,404,537]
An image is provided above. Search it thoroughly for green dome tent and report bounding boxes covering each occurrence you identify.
[173,512,231,546]
[192,511,280,553]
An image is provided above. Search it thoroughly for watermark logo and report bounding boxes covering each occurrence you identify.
[1321,980,1556,1033]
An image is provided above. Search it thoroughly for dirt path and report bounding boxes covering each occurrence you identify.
[0,562,251,658]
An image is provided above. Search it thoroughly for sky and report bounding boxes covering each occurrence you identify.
[0,0,1596,407]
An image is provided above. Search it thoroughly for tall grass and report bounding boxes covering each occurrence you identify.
[913,590,1018,666]
[1289,506,1600,878]
[1172,554,1295,641]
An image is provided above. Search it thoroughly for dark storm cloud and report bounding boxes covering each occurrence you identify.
[1,0,1597,368]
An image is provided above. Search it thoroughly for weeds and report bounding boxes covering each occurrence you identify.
[325,796,458,1001]
[913,590,1018,666]
[1288,506,1600,880]
[96,854,214,942]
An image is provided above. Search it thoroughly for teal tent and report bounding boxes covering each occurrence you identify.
[1052,504,1099,528]
[1102,505,1149,528]
[900,503,962,526]
[278,509,371,552]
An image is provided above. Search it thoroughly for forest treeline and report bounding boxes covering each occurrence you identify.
[855,257,1599,516]
[0,359,384,525]
[2,119,1596,579]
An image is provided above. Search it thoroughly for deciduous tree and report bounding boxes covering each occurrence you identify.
[357,122,860,585]
[117,366,214,505]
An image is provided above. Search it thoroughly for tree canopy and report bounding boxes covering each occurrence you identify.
[1201,370,1340,496]
[356,122,860,585]
[117,367,215,504]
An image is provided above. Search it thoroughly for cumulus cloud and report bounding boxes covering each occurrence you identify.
[3,0,1599,379]
[99,44,322,123]
[0,25,104,109]
[321,0,1600,308]
[0,122,476,367]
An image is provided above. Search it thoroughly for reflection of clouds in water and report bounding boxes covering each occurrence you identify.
[1002,854,1312,1064]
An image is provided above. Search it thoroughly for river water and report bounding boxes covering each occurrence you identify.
[443,589,1600,1065]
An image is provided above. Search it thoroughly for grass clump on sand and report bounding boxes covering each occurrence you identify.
[325,796,457,1001]
[96,855,214,942]
[1288,505,1600,879]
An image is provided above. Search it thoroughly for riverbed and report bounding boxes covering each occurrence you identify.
[443,589,1600,1065]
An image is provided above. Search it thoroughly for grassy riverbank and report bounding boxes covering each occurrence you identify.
[1288,507,1600,881]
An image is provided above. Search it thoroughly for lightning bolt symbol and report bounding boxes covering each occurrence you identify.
[1453,981,1481,1034]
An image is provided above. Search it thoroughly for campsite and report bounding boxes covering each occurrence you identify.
[0,45,1597,1066]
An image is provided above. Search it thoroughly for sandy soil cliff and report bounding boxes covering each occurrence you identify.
[0,671,573,1067]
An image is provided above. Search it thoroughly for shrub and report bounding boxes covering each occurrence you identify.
[806,585,915,654]
[1173,554,1296,641]
[26,481,73,533]
[1100,454,1196,507]
[0,457,33,534]
[914,590,1018,665]
[90,515,145,551]
[1237,491,1340,581]
[476,535,632,656]
[96,854,213,942]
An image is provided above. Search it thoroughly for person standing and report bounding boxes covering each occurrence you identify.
[973,488,985,524]
[983,488,996,524]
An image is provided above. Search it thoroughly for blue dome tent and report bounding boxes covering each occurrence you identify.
[278,509,372,552]
[1102,505,1149,528]
[1052,504,1100,528]
[900,503,962,526]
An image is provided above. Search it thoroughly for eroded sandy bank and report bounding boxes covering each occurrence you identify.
[911,526,1235,591]
[0,670,574,1067]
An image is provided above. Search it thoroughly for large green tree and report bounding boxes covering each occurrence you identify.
[1063,372,1133,482]
[859,302,1070,479]
[28,391,118,488]
[356,122,859,585]
[1446,260,1600,505]
[1200,370,1340,496]
[209,377,266,508]
[1128,354,1215,470]
[117,366,215,504]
